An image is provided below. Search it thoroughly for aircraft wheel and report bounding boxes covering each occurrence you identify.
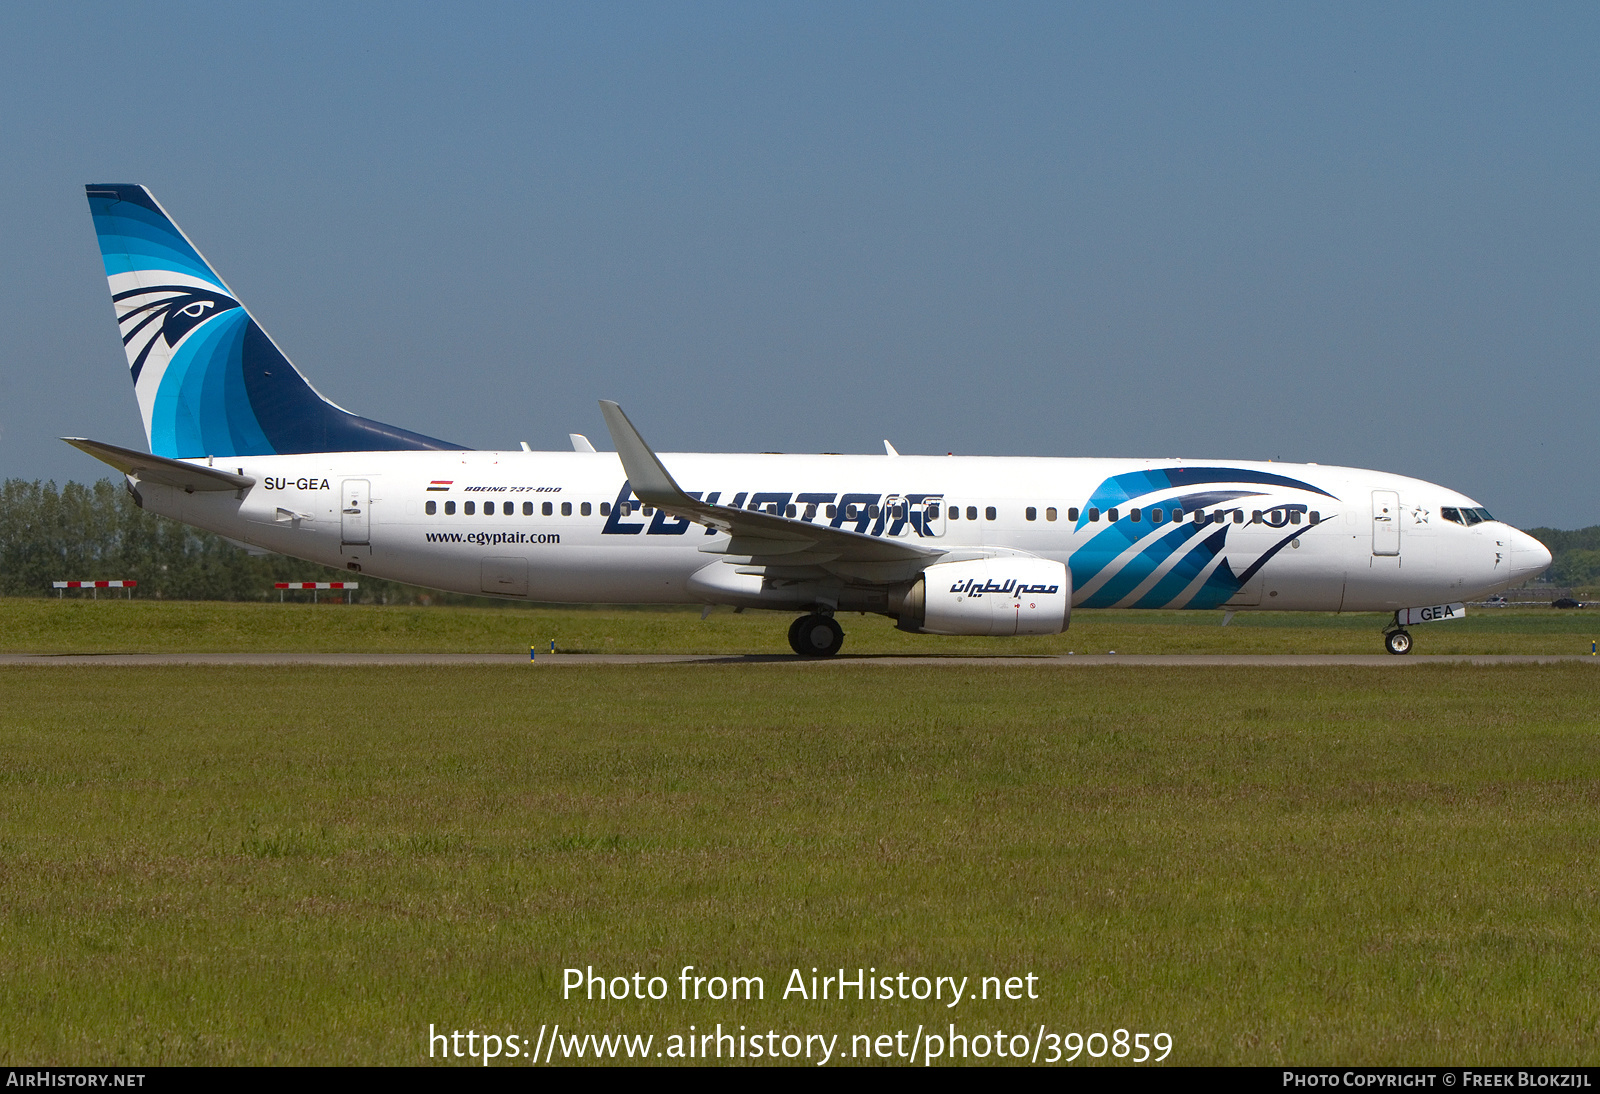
[789,614,845,658]
[1384,629,1413,656]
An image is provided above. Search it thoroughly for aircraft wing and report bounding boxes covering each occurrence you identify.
[62,437,255,492]
[599,400,939,583]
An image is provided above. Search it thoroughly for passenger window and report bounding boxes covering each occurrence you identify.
[425,500,437,515]
[501,502,511,515]
[1026,507,1037,521]
[846,504,858,519]
[869,505,880,518]
[1046,507,1057,522]
[966,506,978,521]
[804,503,816,519]
[581,502,592,516]
[1067,507,1079,521]
[562,502,572,516]
[1252,510,1263,524]
[1087,507,1099,522]
[985,506,997,521]
[643,506,654,516]
[1289,510,1301,525]
[1151,508,1163,524]
[1107,508,1119,522]
[1172,508,1183,522]
[542,502,553,516]
[1309,511,1319,525]
[948,506,959,520]
[445,501,456,515]
[786,504,797,517]
[522,501,533,515]
[464,501,475,515]
[1233,511,1244,524]
[826,505,837,518]
[1130,508,1141,522]
[600,502,611,516]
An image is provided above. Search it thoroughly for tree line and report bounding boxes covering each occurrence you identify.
[2,478,1596,600]
[0,478,481,603]
[1523,526,1600,587]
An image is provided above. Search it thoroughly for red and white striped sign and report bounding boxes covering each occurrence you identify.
[53,580,137,588]
[274,582,358,589]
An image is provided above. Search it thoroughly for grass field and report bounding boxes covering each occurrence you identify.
[3,659,1600,1065]
[6,597,1600,655]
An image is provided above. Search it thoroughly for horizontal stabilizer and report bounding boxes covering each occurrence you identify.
[62,437,254,492]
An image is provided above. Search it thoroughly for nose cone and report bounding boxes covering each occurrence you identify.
[1509,529,1553,583]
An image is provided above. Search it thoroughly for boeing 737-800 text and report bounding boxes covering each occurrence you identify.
[68,184,1551,656]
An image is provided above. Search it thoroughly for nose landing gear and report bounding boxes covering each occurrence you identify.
[1384,627,1412,655]
[788,613,845,658]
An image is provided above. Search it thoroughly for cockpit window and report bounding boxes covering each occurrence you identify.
[1474,507,1494,523]
[1441,507,1462,525]
[1463,508,1483,526]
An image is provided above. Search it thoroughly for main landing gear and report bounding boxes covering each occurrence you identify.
[1384,627,1413,656]
[788,613,845,658]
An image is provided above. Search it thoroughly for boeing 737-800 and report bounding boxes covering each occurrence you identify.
[67,184,1551,656]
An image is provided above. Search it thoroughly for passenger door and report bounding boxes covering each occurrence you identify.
[1372,490,1400,557]
[341,479,370,546]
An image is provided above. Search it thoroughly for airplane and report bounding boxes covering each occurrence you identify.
[67,183,1552,657]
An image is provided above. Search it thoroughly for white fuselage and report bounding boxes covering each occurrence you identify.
[131,449,1550,616]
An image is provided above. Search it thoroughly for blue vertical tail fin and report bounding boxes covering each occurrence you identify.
[85,184,465,458]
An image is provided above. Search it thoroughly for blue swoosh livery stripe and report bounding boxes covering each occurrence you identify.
[1076,520,1206,608]
[1067,467,1342,611]
[1078,466,1335,529]
[1136,527,1229,608]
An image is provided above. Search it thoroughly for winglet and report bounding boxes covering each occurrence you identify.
[594,402,938,569]
[569,433,597,453]
[598,400,693,508]
[884,440,899,457]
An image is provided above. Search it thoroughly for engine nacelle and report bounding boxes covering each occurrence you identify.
[899,557,1071,636]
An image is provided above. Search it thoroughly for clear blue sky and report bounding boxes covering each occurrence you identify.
[3,3,1596,528]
